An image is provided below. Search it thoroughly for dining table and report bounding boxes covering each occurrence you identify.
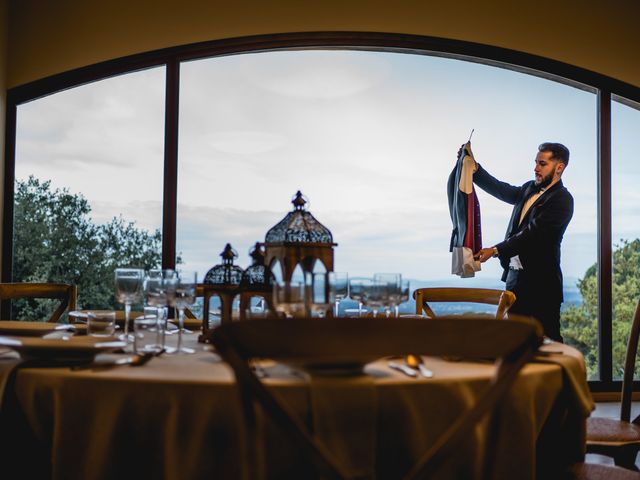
[0,322,594,480]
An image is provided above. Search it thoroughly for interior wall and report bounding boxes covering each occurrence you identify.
[7,0,640,89]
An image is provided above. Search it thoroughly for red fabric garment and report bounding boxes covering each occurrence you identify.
[463,192,474,250]
[463,190,482,252]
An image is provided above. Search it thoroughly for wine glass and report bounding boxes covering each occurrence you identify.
[166,270,197,355]
[362,280,388,317]
[348,277,371,317]
[374,273,402,317]
[390,279,411,317]
[273,279,307,318]
[114,268,144,342]
[144,269,176,352]
[332,272,349,317]
[305,272,336,318]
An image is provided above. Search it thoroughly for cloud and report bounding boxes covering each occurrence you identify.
[204,131,287,155]
[238,50,392,99]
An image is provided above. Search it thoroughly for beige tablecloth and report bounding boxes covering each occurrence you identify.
[0,334,592,480]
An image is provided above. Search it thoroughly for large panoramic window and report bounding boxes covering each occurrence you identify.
[612,98,640,380]
[177,49,597,356]
[11,36,633,384]
[13,67,166,316]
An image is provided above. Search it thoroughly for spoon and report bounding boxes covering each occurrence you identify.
[405,354,434,378]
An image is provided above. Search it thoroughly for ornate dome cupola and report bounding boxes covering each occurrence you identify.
[264,191,337,281]
[238,242,276,320]
[200,243,243,332]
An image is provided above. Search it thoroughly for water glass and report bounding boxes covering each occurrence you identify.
[114,268,144,341]
[305,272,336,318]
[393,280,411,317]
[362,280,388,317]
[374,273,402,317]
[273,280,307,318]
[166,270,197,355]
[333,272,349,317]
[144,269,175,350]
[133,315,161,354]
[87,310,116,337]
[348,277,372,317]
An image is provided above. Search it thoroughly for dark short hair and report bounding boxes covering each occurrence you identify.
[538,142,570,166]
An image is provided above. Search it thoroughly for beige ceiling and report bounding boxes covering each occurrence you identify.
[7,0,640,90]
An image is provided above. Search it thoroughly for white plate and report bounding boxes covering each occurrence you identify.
[0,335,126,362]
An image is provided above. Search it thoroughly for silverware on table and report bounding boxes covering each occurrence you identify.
[388,361,417,377]
[405,354,434,378]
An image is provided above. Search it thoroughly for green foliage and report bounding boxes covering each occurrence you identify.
[561,238,640,379]
[12,176,162,320]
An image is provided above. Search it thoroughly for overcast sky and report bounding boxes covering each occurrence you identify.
[15,50,640,285]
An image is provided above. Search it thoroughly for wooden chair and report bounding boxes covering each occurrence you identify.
[207,315,542,480]
[413,287,516,319]
[0,282,77,323]
[586,298,640,469]
[184,284,209,321]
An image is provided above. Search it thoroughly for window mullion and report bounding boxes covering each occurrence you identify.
[597,88,613,382]
[162,59,180,270]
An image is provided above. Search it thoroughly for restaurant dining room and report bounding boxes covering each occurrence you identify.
[1,1,640,479]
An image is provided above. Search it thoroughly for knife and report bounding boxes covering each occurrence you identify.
[388,361,417,377]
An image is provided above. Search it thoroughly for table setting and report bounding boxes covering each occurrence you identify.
[0,254,594,480]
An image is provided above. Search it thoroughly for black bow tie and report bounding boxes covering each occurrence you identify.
[531,184,546,194]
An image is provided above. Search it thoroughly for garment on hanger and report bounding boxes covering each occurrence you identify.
[447,141,482,278]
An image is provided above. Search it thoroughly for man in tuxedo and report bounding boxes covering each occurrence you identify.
[472,143,573,342]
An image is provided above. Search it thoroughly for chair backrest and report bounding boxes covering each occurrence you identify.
[413,287,516,319]
[0,282,77,323]
[621,298,640,423]
[208,315,542,480]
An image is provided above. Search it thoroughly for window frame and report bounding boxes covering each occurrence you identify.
[5,31,640,390]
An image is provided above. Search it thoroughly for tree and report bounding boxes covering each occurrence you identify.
[12,176,163,320]
[561,239,640,379]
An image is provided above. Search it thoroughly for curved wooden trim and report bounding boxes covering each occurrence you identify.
[7,31,640,105]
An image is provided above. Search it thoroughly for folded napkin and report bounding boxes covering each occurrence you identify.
[533,343,595,416]
[309,374,377,479]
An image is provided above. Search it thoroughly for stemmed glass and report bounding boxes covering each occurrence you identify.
[166,270,197,355]
[374,273,402,317]
[144,269,176,352]
[390,280,411,317]
[332,272,349,317]
[305,272,336,318]
[273,279,307,318]
[348,277,371,317]
[362,280,388,317]
[114,268,144,342]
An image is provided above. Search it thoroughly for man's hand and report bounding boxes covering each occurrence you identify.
[474,247,496,263]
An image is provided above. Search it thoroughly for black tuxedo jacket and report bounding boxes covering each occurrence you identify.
[473,164,574,302]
